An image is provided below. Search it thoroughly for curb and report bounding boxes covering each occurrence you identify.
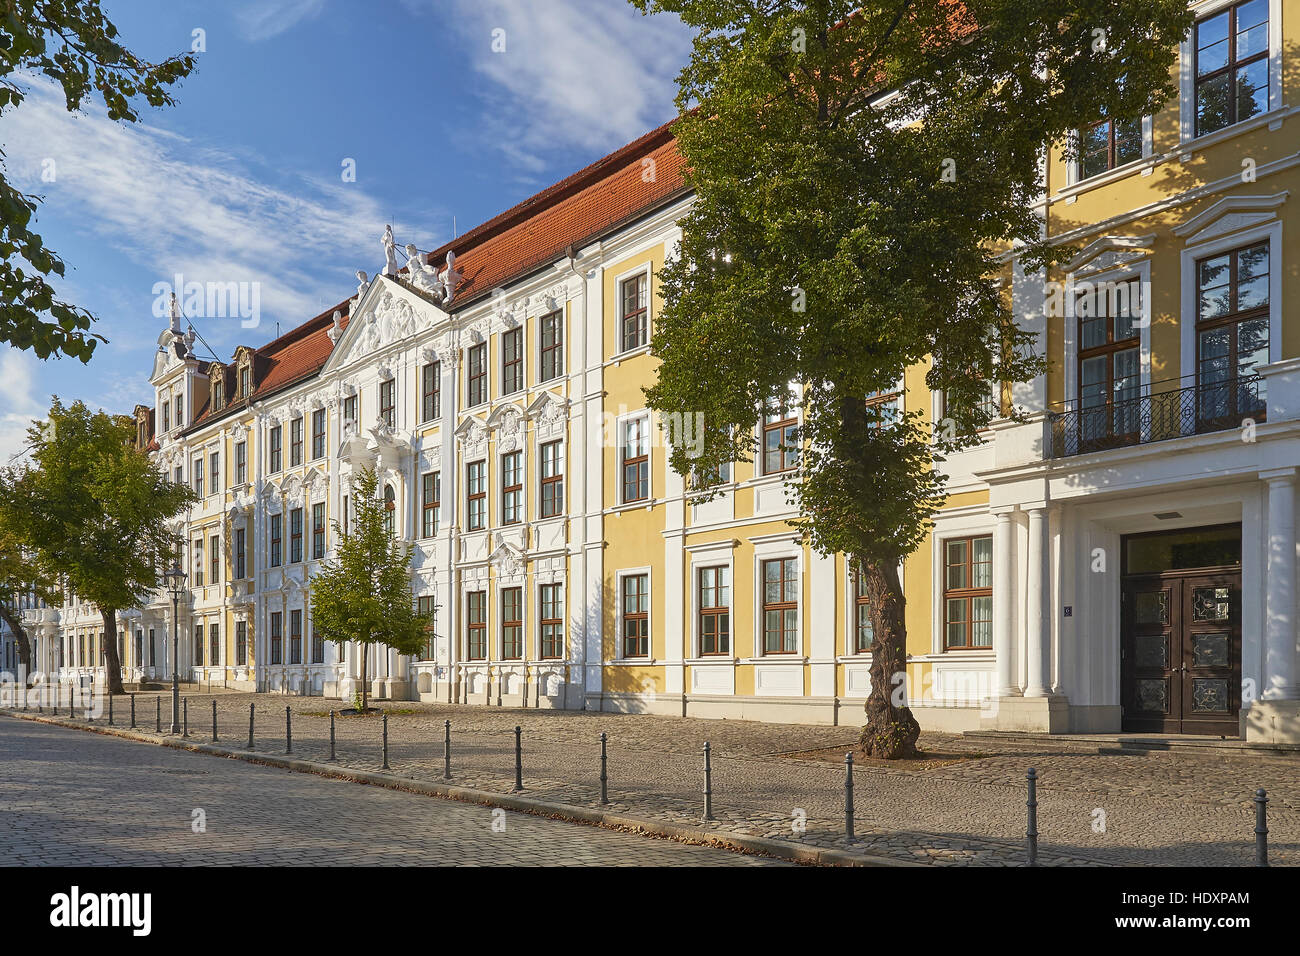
[0,709,918,868]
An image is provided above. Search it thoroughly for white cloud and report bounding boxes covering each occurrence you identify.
[3,78,441,351]
[441,0,692,169]
[0,348,42,465]
[235,0,327,42]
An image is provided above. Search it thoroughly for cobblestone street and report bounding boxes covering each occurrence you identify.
[9,691,1296,866]
[0,718,787,866]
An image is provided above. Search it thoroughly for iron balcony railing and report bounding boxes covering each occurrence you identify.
[1047,374,1265,459]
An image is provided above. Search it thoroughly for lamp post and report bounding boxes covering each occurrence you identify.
[164,561,187,734]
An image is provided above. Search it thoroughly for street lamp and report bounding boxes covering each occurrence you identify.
[164,562,187,734]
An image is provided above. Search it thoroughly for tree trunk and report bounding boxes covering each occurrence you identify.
[859,556,921,759]
[100,608,126,696]
[0,603,32,681]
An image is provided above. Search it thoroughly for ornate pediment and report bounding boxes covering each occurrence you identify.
[1172,193,1288,246]
[1064,234,1155,277]
[454,415,488,459]
[323,276,447,374]
[487,403,526,453]
[526,390,570,440]
[488,535,526,582]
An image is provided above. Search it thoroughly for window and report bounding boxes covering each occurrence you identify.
[209,623,220,667]
[193,457,204,497]
[944,536,993,649]
[1196,241,1270,422]
[270,513,283,568]
[501,587,523,659]
[290,417,304,466]
[210,535,220,584]
[466,591,487,660]
[621,573,649,658]
[762,402,799,475]
[379,379,395,428]
[383,485,396,536]
[210,452,220,494]
[290,609,302,664]
[620,274,647,352]
[194,624,204,666]
[421,361,441,422]
[311,624,324,664]
[234,528,246,580]
[239,365,250,398]
[175,393,183,427]
[540,310,563,381]
[621,417,649,503]
[761,558,799,654]
[853,567,873,654]
[1078,113,1142,180]
[342,495,349,536]
[540,440,563,518]
[174,465,183,486]
[236,621,247,666]
[422,471,440,538]
[466,461,486,531]
[1194,0,1270,137]
[312,502,326,559]
[540,584,563,659]
[193,537,204,586]
[290,508,303,564]
[270,612,283,664]
[312,408,326,459]
[269,425,282,473]
[418,596,437,659]
[149,628,156,667]
[235,441,247,484]
[1078,276,1142,440]
[342,394,357,431]
[501,451,522,525]
[502,327,523,394]
[467,343,487,406]
[162,400,170,433]
[698,566,730,656]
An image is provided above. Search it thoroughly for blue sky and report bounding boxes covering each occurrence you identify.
[1,0,692,459]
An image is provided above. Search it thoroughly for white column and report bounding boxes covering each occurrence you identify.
[993,509,1019,697]
[1263,470,1297,700]
[1024,506,1051,697]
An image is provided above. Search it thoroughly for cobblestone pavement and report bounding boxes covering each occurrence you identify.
[13,691,1300,866]
[0,718,787,866]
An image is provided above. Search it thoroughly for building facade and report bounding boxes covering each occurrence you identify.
[45,0,1300,741]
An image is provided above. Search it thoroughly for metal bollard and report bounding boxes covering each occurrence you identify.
[443,719,451,780]
[845,752,855,842]
[182,697,189,737]
[703,741,714,822]
[129,693,135,728]
[329,710,336,761]
[212,699,218,742]
[248,703,255,751]
[285,706,293,754]
[155,696,160,733]
[1255,788,1269,867]
[382,712,390,770]
[1026,767,1039,866]
[600,732,609,805]
[513,725,523,792]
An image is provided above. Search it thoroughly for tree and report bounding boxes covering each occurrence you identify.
[632,0,1193,757]
[311,468,431,713]
[0,521,62,680]
[0,399,195,695]
[0,0,196,359]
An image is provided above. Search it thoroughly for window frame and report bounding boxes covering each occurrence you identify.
[466,460,486,532]
[311,408,326,460]
[467,342,487,408]
[620,415,650,504]
[465,590,487,661]
[697,565,731,657]
[290,417,304,466]
[500,586,523,660]
[235,441,247,484]
[619,571,651,659]
[379,378,395,429]
[539,439,563,518]
[1192,0,1271,138]
[270,611,283,665]
[501,326,523,395]
[760,557,800,655]
[421,471,440,538]
[619,272,649,353]
[539,309,564,382]
[761,402,799,476]
[312,502,326,560]
[270,513,283,568]
[289,507,303,564]
[269,425,282,473]
[421,361,441,422]
[501,450,523,525]
[942,534,994,651]
[539,583,564,660]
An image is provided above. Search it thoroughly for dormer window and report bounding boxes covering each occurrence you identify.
[211,369,226,413]
[239,365,250,399]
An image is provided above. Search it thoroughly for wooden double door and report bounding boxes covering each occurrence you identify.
[1121,571,1241,735]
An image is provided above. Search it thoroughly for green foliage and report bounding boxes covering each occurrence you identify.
[0,517,62,672]
[0,0,197,359]
[633,0,1193,566]
[310,468,432,710]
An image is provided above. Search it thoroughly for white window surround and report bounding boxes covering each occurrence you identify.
[1062,259,1153,406]
[1178,0,1284,146]
[1178,216,1283,380]
[929,511,996,656]
[1063,114,1155,189]
[460,584,489,663]
[613,261,653,355]
[617,409,653,505]
[534,581,565,662]
[465,340,490,408]
[612,565,653,664]
[687,543,736,660]
[751,538,803,659]
[497,582,526,662]
[535,305,566,384]
[499,323,525,396]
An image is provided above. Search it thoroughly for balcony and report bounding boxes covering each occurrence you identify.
[1047,375,1265,459]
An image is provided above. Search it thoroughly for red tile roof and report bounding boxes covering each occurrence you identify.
[181,119,687,433]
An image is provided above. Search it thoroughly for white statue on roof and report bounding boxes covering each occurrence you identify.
[381,224,399,277]
[351,270,370,313]
[327,309,343,345]
[405,243,440,295]
[441,250,463,304]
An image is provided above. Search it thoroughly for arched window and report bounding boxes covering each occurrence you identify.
[383,485,396,536]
